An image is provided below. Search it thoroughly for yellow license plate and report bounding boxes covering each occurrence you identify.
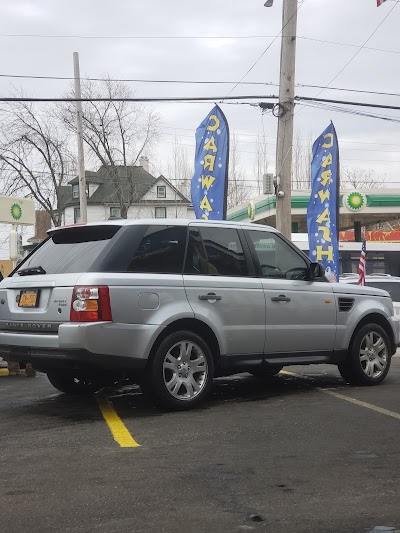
[18,290,39,308]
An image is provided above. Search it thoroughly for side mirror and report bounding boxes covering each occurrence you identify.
[309,262,325,280]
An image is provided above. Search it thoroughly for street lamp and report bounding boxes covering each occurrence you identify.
[264,0,274,6]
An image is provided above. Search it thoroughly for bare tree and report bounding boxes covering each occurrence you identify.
[292,130,313,190]
[227,133,251,209]
[166,136,192,199]
[342,166,385,189]
[0,100,73,226]
[60,78,162,218]
[253,131,269,195]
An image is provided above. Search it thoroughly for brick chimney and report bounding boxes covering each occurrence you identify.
[28,210,52,245]
[139,156,150,173]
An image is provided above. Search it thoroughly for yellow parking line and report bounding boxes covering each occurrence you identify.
[322,389,400,421]
[280,369,400,421]
[96,396,140,448]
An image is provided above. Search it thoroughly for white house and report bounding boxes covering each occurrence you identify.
[61,162,195,225]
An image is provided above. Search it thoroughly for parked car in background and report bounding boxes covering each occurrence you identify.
[340,274,400,318]
[0,220,398,410]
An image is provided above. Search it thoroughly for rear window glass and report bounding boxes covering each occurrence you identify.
[125,225,187,274]
[14,224,188,276]
[350,281,400,301]
[13,225,121,276]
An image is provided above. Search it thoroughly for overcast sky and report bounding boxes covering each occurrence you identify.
[1,1,400,177]
[0,0,399,255]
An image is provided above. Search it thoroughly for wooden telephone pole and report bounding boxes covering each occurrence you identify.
[73,52,87,224]
[273,0,298,239]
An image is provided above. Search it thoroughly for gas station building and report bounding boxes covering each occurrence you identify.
[228,189,400,242]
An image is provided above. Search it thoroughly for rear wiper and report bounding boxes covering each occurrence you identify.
[17,266,47,276]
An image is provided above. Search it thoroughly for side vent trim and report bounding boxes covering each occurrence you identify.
[339,297,354,313]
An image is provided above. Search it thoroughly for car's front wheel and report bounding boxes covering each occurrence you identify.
[338,323,391,386]
[144,331,214,410]
[47,371,106,395]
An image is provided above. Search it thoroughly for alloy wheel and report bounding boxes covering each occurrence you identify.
[163,341,208,401]
[359,331,388,379]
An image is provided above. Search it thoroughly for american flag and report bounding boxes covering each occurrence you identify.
[377,0,387,6]
[357,238,367,286]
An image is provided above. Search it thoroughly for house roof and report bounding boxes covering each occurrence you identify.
[58,185,72,209]
[62,165,191,208]
[153,175,190,203]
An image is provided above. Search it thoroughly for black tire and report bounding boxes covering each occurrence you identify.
[338,323,391,386]
[144,330,214,410]
[47,371,106,395]
[250,366,283,379]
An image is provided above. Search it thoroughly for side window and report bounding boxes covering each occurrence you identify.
[247,230,308,280]
[184,227,248,276]
[127,225,187,274]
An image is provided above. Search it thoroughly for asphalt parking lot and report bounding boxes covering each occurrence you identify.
[1,359,400,533]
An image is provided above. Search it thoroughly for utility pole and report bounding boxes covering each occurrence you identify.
[273,0,298,239]
[73,52,87,224]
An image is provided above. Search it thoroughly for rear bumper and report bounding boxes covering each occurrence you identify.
[0,321,163,370]
[0,345,147,373]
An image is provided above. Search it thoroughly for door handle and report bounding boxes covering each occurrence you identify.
[271,295,291,303]
[199,293,222,301]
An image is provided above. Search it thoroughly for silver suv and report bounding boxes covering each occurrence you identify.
[0,219,399,409]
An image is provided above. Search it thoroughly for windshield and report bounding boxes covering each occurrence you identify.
[13,225,121,276]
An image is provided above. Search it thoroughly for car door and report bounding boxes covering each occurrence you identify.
[245,228,336,357]
[183,225,266,360]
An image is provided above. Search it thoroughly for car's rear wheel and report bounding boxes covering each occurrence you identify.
[250,366,283,379]
[144,330,214,410]
[47,371,106,395]
[338,323,391,386]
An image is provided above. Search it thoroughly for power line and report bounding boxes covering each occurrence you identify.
[0,95,278,103]
[310,2,399,99]
[3,72,400,99]
[296,83,400,99]
[296,100,400,126]
[298,100,400,125]
[295,95,400,112]
[2,92,400,123]
[0,31,399,56]
[160,125,400,147]
[160,129,400,152]
[5,170,400,184]
[0,33,281,40]
[225,0,306,97]
[298,36,400,56]
[0,73,281,86]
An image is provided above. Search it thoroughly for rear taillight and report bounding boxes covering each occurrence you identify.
[70,286,112,322]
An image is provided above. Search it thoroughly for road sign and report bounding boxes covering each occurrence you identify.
[0,195,35,225]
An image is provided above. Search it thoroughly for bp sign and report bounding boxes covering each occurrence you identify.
[247,201,256,221]
[0,196,35,225]
[344,191,367,212]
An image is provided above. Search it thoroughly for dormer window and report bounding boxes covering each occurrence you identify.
[157,185,166,199]
[72,184,89,199]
